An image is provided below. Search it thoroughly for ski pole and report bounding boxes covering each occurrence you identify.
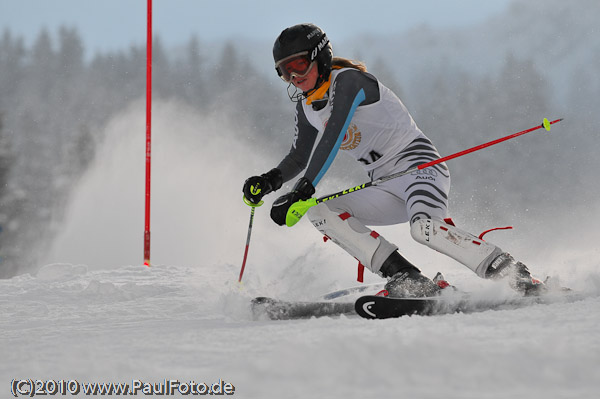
[285,117,563,227]
[238,198,263,282]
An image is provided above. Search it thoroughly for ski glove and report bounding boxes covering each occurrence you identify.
[270,177,315,226]
[243,168,283,205]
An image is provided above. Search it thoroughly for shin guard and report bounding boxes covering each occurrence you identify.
[307,203,397,275]
[411,218,503,277]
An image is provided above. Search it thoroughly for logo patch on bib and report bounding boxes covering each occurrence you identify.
[341,124,361,150]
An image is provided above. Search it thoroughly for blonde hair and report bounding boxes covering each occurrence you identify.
[332,57,367,72]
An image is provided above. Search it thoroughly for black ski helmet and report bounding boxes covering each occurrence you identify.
[273,23,333,91]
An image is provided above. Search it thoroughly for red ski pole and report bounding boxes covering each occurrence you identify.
[238,199,262,282]
[285,118,563,227]
[416,117,563,171]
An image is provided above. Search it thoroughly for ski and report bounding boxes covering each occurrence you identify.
[354,290,583,319]
[252,294,466,320]
[354,295,466,319]
[252,285,582,321]
[251,297,355,320]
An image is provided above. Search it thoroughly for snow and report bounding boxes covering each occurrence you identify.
[2,262,600,398]
[3,100,600,398]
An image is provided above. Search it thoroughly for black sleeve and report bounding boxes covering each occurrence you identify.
[276,101,318,183]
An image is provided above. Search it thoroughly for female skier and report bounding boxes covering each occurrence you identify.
[242,23,544,297]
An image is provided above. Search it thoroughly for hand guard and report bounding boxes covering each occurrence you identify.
[242,168,282,206]
[270,177,315,226]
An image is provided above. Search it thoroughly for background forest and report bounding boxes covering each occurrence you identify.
[0,0,598,278]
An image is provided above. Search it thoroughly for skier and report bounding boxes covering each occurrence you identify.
[242,23,544,298]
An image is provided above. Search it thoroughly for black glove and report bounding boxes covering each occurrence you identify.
[270,177,315,226]
[242,168,282,205]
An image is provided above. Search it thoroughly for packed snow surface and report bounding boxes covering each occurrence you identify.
[2,261,599,398]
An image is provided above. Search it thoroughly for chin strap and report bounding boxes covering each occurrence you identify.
[305,65,343,105]
[305,74,332,105]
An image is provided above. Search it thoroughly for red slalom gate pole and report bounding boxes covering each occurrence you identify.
[144,0,152,267]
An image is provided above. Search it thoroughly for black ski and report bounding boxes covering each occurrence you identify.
[354,290,582,319]
[251,295,461,320]
[251,297,355,320]
[252,286,581,321]
[354,295,464,319]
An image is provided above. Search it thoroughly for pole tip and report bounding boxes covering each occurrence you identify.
[144,260,151,267]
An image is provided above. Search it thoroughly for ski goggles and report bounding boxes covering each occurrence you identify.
[275,51,315,82]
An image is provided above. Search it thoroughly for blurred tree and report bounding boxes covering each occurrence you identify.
[58,26,84,78]
[214,41,240,91]
[172,35,205,106]
[29,28,57,99]
[152,35,172,98]
[0,30,26,109]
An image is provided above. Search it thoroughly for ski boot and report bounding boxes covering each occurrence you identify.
[380,251,441,298]
[485,253,547,296]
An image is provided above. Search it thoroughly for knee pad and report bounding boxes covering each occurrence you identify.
[307,203,397,274]
[410,218,503,277]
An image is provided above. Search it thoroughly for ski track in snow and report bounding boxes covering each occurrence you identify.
[2,262,600,399]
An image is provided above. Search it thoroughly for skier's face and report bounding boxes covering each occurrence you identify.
[275,52,318,92]
[290,62,318,92]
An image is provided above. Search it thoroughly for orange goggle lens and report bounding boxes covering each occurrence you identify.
[276,53,314,82]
